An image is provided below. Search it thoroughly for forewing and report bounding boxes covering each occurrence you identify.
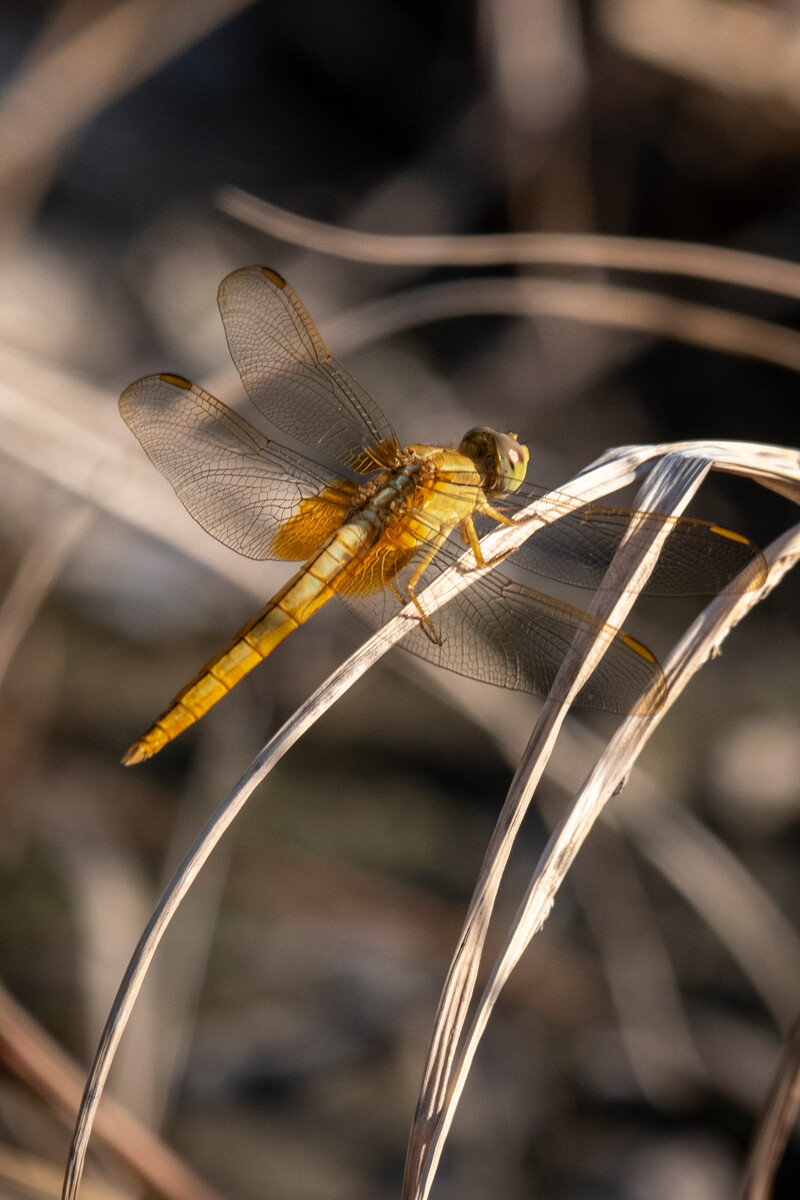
[489,486,767,596]
[119,374,355,560]
[217,266,400,472]
[341,540,666,715]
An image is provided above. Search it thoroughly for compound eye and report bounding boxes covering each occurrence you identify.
[492,432,529,494]
[458,427,494,467]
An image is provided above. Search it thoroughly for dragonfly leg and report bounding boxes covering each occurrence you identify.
[461,514,514,570]
[480,501,516,527]
[405,531,450,644]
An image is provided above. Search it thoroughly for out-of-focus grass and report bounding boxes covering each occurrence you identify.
[0,3,799,1200]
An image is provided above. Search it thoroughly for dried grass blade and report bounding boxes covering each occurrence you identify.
[411,514,800,1200]
[218,188,800,302]
[61,440,797,1200]
[328,277,800,374]
[60,440,677,1200]
[403,451,715,1199]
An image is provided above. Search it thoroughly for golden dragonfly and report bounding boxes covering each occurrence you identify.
[120,266,766,765]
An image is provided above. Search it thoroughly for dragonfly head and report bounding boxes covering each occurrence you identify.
[458,428,529,495]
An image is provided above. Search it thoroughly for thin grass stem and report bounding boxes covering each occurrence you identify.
[329,277,800,373]
[60,439,799,1200]
[61,438,720,1200]
[404,450,716,1196]
[411,519,800,1200]
[219,188,800,302]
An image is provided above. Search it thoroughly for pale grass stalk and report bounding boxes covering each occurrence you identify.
[407,511,800,1200]
[403,450,716,1196]
[218,187,800,301]
[61,438,798,1200]
[326,276,800,371]
[417,675,710,1098]
[59,440,673,1200]
[740,1017,800,1200]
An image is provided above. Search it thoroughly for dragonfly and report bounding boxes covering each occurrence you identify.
[119,266,766,765]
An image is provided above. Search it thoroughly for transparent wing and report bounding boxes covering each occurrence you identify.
[485,483,767,596]
[119,374,360,561]
[212,264,764,596]
[217,266,400,472]
[340,538,667,716]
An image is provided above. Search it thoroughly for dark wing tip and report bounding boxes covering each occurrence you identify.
[617,633,668,715]
[217,265,287,306]
[708,526,768,593]
[159,373,192,389]
[261,267,287,289]
[119,373,196,424]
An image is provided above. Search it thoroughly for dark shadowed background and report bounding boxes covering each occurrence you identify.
[0,3,798,1199]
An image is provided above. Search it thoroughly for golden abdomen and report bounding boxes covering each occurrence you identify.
[124,449,483,764]
[123,520,374,764]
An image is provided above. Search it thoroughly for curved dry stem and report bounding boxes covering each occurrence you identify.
[60,437,727,1200]
[403,449,717,1198]
[422,635,800,1046]
[219,188,800,301]
[329,277,800,373]
[408,517,800,1200]
[61,440,799,1200]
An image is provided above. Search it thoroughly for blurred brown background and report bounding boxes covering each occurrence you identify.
[0,2,799,1198]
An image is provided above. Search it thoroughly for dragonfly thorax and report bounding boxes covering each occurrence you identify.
[458,428,529,496]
